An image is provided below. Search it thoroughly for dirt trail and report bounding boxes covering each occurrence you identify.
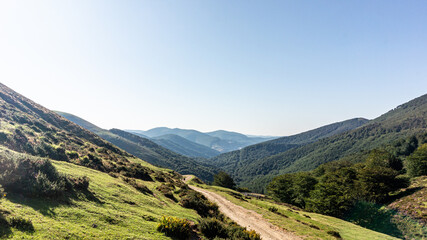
[184,176,301,240]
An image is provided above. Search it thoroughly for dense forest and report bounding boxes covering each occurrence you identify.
[267,133,427,238]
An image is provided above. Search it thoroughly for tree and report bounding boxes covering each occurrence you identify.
[267,172,317,208]
[406,143,427,178]
[356,150,408,203]
[212,171,235,189]
[305,167,358,217]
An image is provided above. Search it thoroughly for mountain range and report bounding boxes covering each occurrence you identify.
[210,94,427,191]
[127,127,276,155]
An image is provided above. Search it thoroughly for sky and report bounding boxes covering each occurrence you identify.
[1,1,427,136]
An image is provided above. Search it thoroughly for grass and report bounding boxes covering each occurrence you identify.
[189,179,399,240]
[0,160,200,239]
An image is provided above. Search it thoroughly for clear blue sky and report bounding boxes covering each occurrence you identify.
[1,1,427,136]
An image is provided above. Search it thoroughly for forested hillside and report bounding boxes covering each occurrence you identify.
[210,118,368,187]
[213,95,427,191]
[152,134,221,158]
[128,127,274,153]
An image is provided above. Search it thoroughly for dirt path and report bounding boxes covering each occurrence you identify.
[184,177,301,240]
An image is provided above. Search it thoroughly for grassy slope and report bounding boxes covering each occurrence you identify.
[186,177,398,240]
[0,152,199,239]
[389,176,427,224]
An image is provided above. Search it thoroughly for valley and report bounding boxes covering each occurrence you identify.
[0,81,425,240]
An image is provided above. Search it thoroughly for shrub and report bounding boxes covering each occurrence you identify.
[121,177,152,195]
[8,216,35,232]
[268,206,278,213]
[180,190,219,218]
[157,216,191,240]
[327,230,342,239]
[69,176,90,191]
[226,224,261,240]
[0,151,89,198]
[199,218,228,239]
[406,144,427,178]
[66,151,79,159]
[119,163,153,181]
[236,187,251,193]
[213,171,236,189]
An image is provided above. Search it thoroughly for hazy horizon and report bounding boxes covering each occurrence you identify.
[1,1,427,136]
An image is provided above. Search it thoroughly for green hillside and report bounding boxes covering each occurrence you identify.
[210,118,369,187]
[153,134,221,158]
[0,83,207,239]
[0,148,199,239]
[56,111,218,182]
[210,95,427,191]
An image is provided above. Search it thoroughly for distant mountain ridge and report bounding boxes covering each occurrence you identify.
[127,127,277,154]
[56,111,219,182]
[219,94,427,192]
[209,118,369,184]
[152,134,221,158]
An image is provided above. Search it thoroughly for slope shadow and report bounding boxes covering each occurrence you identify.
[0,211,12,238]
[6,189,103,217]
[344,201,403,238]
[386,187,423,203]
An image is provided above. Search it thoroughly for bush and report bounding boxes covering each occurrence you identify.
[327,230,342,239]
[121,177,152,195]
[0,150,89,198]
[199,218,228,239]
[157,216,191,240]
[226,224,261,240]
[406,144,427,178]
[180,190,219,218]
[213,171,236,189]
[268,206,278,213]
[66,151,79,159]
[69,176,90,191]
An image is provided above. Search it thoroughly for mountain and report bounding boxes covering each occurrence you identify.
[56,112,218,182]
[127,127,277,153]
[228,94,427,191]
[152,134,221,158]
[209,118,368,181]
[206,130,276,146]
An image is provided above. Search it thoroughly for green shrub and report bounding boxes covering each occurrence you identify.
[199,218,228,239]
[8,216,34,232]
[66,151,79,159]
[157,216,191,240]
[406,144,427,178]
[180,190,219,218]
[327,230,342,239]
[236,187,251,193]
[69,176,90,191]
[121,177,152,195]
[226,224,261,240]
[0,150,89,198]
[268,206,278,213]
